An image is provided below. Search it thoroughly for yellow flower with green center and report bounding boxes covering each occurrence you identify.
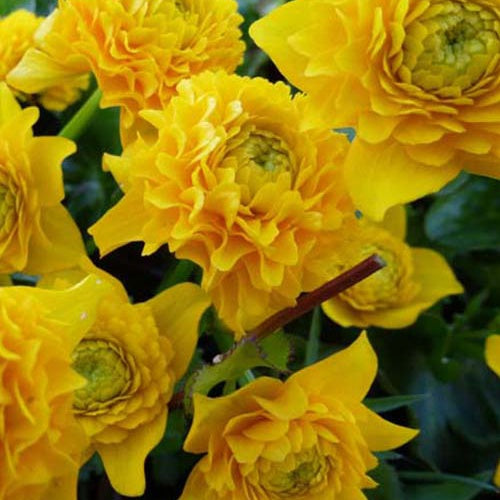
[9,0,245,140]
[89,71,353,337]
[250,0,500,220]
[4,9,90,111]
[0,82,86,274]
[40,263,210,496]
[180,333,418,499]
[322,206,463,328]
[0,276,111,500]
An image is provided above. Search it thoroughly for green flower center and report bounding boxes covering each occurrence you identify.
[226,130,294,203]
[261,447,329,497]
[400,0,500,95]
[72,339,132,413]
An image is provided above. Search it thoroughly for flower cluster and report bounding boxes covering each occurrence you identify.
[2,0,495,496]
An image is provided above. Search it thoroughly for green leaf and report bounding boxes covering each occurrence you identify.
[260,330,292,371]
[369,327,500,473]
[364,394,428,413]
[0,0,35,15]
[425,175,500,252]
[401,471,497,499]
[305,306,321,365]
[366,461,405,500]
[184,331,291,413]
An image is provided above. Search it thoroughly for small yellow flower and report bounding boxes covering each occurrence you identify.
[322,206,463,329]
[0,276,110,500]
[5,9,90,111]
[40,263,210,496]
[180,333,418,499]
[485,334,500,377]
[250,0,500,220]
[0,83,86,274]
[0,10,43,83]
[89,71,353,337]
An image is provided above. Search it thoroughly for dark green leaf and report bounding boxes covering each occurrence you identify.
[366,461,405,500]
[365,394,428,413]
[425,176,500,252]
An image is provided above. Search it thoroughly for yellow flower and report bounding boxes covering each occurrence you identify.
[485,334,500,376]
[89,71,353,337]
[11,0,245,138]
[0,276,110,500]
[40,263,210,496]
[180,333,418,499]
[322,206,463,329]
[250,0,500,220]
[5,8,90,111]
[0,10,43,83]
[0,83,86,274]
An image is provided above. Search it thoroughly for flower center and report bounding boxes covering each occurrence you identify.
[339,238,418,310]
[260,447,329,497]
[226,130,294,202]
[400,0,500,95]
[72,339,132,413]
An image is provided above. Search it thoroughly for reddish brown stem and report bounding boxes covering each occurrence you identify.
[247,254,385,340]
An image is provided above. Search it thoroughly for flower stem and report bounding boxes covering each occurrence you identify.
[59,88,102,141]
[247,254,385,340]
[305,306,322,366]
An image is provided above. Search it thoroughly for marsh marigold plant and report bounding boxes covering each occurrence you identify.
[40,264,210,496]
[0,83,85,274]
[90,71,354,337]
[180,333,418,499]
[322,206,463,328]
[250,0,500,219]
[0,276,110,500]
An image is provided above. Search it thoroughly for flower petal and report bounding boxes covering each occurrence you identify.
[345,140,460,220]
[353,403,419,451]
[146,282,210,380]
[25,204,86,274]
[485,335,500,377]
[97,410,167,497]
[321,298,368,328]
[411,248,463,302]
[28,136,75,204]
[89,189,150,257]
[185,378,282,453]
[290,332,376,403]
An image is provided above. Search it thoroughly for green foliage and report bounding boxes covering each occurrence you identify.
[425,174,500,252]
[0,0,35,15]
[184,330,292,412]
